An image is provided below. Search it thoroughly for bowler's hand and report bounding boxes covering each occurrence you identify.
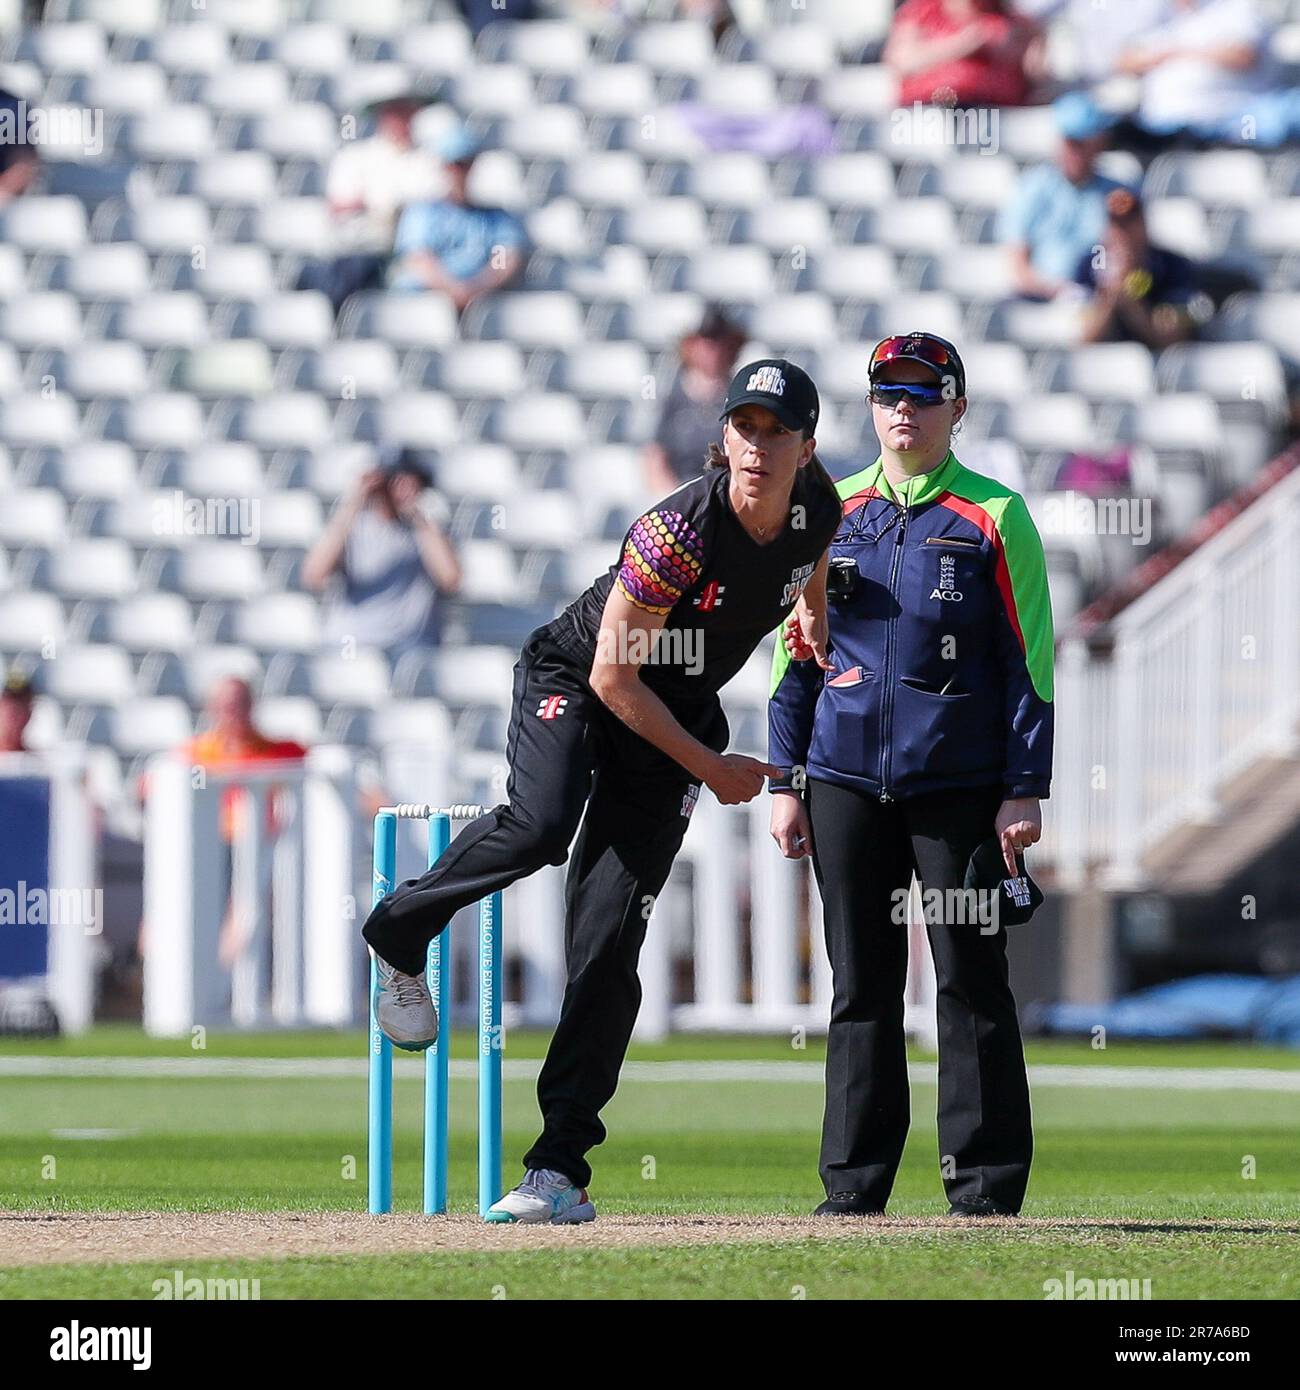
[703,753,783,806]
[995,798,1041,876]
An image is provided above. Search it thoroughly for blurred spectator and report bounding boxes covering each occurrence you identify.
[885,0,1043,108]
[176,677,307,969]
[1072,188,1207,348]
[456,0,539,37]
[0,83,39,208]
[296,91,440,316]
[1023,0,1173,83]
[303,447,462,663]
[390,126,528,311]
[999,93,1128,301]
[0,669,34,753]
[643,306,747,495]
[1117,0,1300,148]
[679,0,742,45]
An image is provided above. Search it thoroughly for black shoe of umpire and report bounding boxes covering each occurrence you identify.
[948,1195,1017,1218]
[814,1192,885,1217]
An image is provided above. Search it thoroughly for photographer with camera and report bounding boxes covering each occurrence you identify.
[768,334,1055,1220]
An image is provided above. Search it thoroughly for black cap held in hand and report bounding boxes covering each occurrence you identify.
[964,836,1044,928]
[721,358,819,434]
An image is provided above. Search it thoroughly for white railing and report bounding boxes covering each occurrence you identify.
[140,742,939,1044]
[1045,463,1300,888]
[142,749,359,1036]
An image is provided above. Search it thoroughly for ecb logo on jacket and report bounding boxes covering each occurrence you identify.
[931,553,964,602]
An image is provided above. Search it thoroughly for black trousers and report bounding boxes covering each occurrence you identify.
[362,624,728,1189]
[806,776,1033,1212]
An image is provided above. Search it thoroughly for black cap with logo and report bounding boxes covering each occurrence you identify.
[964,836,1044,928]
[720,358,819,434]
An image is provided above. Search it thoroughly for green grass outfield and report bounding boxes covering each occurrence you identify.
[1,1029,1297,1299]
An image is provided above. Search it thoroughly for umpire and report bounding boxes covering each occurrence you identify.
[768,333,1054,1218]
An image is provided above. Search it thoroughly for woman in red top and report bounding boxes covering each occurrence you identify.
[886,0,1042,109]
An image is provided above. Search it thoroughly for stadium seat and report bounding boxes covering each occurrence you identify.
[682,246,774,302]
[806,153,894,210]
[125,198,213,254]
[120,394,206,451]
[194,151,280,206]
[204,64,294,116]
[438,342,528,399]
[180,342,276,397]
[246,293,335,350]
[562,342,649,400]
[368,699,454,750]
[106,593,195,653]
[571,64,656,118]
[1007,394,1095,453]
[130,109,216,163]
[234,592,324,653]
[452,65,535,119]
[618,198,709,255]
[40,644,135,706]
[1133,394,1224,452]
[2,293,82,349]
[434,444,519,502]
[1143,197,1215,261]
[395,23,474,74]
[86,63,169,114]
[314,342,402,399]
[266,649,390,708]
[341,294,459,349]
[165,443,265,499]
[254,198,334,257]
[111,698,194,756]
[158,543,266,601]
[456,540,520,605]
[563,152,647,210]
[1146,150,1271,208]
[463,293,586,349]
[362,393,460,450]
[0,245,26,299]
[0,198,88,254]
[626,22,716,75]
[1156,342,1288,422]
[65,244,153,301]
[238,395,334,450]
[0,592,66,650]
[488,394,587,452]
[49,442,139,498]
[254,492,326,549]
[1,398,80,449]
[255,695,324,745]
[28,20,108,73]
[44,539,137,600]
[63,342,151,399]
[751,293,837,349]
[1062,343,1157,401]
[152,23,231,73]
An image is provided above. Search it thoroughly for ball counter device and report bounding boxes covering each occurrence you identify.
[367,805,503,1217]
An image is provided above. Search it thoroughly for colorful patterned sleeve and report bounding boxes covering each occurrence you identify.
[614,510,706,615]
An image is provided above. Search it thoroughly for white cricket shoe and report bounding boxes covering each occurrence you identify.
[373,955,438,1052]
[484,1169,596,1225]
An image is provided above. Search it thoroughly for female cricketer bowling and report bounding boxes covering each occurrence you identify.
[363,358,841,1223]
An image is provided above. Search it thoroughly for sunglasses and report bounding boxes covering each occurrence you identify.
[870,334,954,373]
[868,383,947,409]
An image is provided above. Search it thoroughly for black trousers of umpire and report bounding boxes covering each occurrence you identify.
[806,776,1033,1212]
[363,623,728,1189]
